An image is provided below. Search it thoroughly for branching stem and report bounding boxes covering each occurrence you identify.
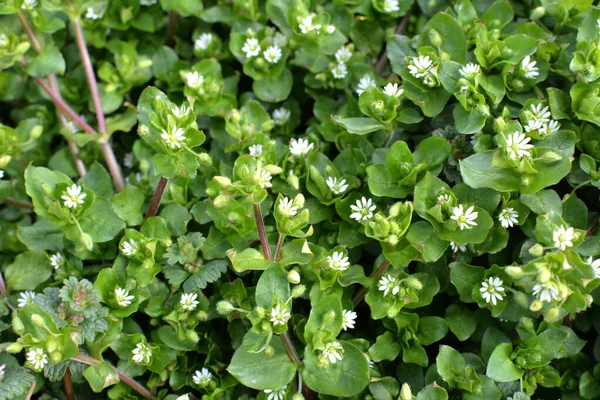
[352,259,391,306]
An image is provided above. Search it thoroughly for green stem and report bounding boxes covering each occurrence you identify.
[274,233,286,262]
[280,332,302,366]
[352,259,390,306]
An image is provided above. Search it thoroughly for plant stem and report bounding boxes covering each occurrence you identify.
[16,12,41,52]
[168,11,178,45]
[587,216,600,237]
[145,176,168,219]
[274,233,285,262]
[63,369,75,400]
[72,18,124,192]
[25,382,36,400]
[0,270,6,296]
[280,332,302,366]
[4,198,34,210]
[374,6,414,74]
[253,204,272,260]
[72,354,154,399]
[352,259,390,306]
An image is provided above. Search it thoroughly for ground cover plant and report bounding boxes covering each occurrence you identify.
[1,0,600,399]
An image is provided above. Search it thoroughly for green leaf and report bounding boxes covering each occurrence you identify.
[369,331,401,362]
[453,105,487,135]
[27,43,66,77]
[183,260,228,291]
[449,262,486,303]
[79,198,126,243]
[4,251,52,291]
[227,248,272,272]
[255,264,290,309]
[445,304,477,341]
[111,185,145,226]
[0,366,35,400]
[417,316,448,346]
[17,219,64,251]
[253,68,293,102]
[304,293,343,345]
[332,116,386,135]
[417,384,449,400]
[418,13,467,63]
[486,343,523,382]
[83,362,120,392]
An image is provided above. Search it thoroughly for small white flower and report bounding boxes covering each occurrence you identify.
[193,368,213,386]
[140,0,158,5]
[115,287,134,307]
[547,120,560,133]
[460,63,481,78]
[408,55,433,79]
[521,55,539,79]
[530,104,551,121]
[450,242,466,253]
[194,33,212,51]
[26,348,48,371]
[242,37,261,58]
[121,240,138,256]
[505,131,533,160]
[264,45,282,64]
[0,170,4,179]
[17,291,36,308]
[321,341,344,364]
[50,253,64,269]
[437,194,451,204]
[270,304,291,326]
[350,197,376,222]
[335,47,353,63]
[273,33,287,47]
[597,18,600,31]
[185,71,204,89]
[248,144,263,156]
[289,138,314,156]
[326,25,336,34]
[0,363,5,381]
[378,274,399,297]
[22,0,37,10]
[450,204,478,230]
[325,176,349,195]
[356,75,377,95]
[272,108,291,125]
[256,169,272,189]
[479,277,505,305]
[327,251,350,271]
[124,152,134,168]
[383,82,403,97]
[587,257,600,279]
[180,293,199,311]
[553,225,576,250]
[498,208,519,228]
[264,387,287,400]
[279,197,299,217]
[172,104,190,119]
[532,283,558,303]
[332,62,348,79]
[85,3,105,19]
[161,126,187,149]
[342,309,357,330]
[299,15,322,34]
[132,343,152,364]
[61,184,87,209]
[383,0,400,13]
[524,119,545,133]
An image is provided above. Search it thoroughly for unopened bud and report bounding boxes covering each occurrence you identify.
[255,306,266,318]
[216,300,235,315]
[530,299,543,312]
[139,159,150,174]
[545,307,561,322]
[12,317,24,335]
[198,152,212,166]
[493,117,506,133]
[264,345,274,356]
[287,269,301,285]
[317,356,329,369]
[288,173,299,190]
[530,6,546,20]
[0,155,11,168]
[291,284,306,298]
[138,124,149,137]
[214,194,230,208]
[294,193,305,208]
[505,266,524,279]
[42,183,53,196]
[429,29,443,47]
[229,110,241,125]
[585,294,594,307]
[5,342,23,353]
[372,100,385,114]
[31,313,45,327]
[196,311,209,321]
[404,276,423,291]
[540,151,562,164]
[400,383,412,400]
[292,393,305,400]
[528,244,544,257]
[30,126,43,140]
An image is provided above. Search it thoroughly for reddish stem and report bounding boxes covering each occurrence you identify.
[253,204,272,260]
[145,176,169,219]
[374,6,414,74]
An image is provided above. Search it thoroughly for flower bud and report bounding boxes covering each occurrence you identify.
[255,306,266,318]
[5,342,23,353]
[216,300,235,315]
[540,151,562,164]
[528,244,544,257]
[80,233,94,251]
[42,183,53,196]
[323,310,336,324]
[139,159,150,174]
[429,29,443,47]
[292,284,306,298]
[530,299,543,312]
[294,193,305,208]
[530,6,546,20]
[0,155,11,168]
[493,117,506,133]
[505,266,524,279]
[292,393,305,400]
[229,110,241,125]
[287,269,301,285]
[288,172,300,190]
[538,268,551,283]
[197,311,209,321]
[264,164,283,175]
[400,383,412,400]
[12,317,24,335]
[317,356,329,369]
[585,294,594,307]
[31,313,46,327]
[404,276,423,291]
[545,307,561,322]
[30,126,42,140]
[372,100,385,114]
[198,152,212,166]
[214,194,230,208]
[264,345,274,356]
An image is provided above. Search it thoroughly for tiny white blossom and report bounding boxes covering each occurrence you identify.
[325,25,336,34]
[521,55,539,79]
[299,15,321,34]
[327,251,350,271]
[289,138,314,156]
[180,293,199,311]
[342,309,357,330]
[121,240,138,256]
[524,119,545,133]
[272,108,291,125]
[115,287,134,307]
[356,75,377,95]
[479,277,505,305]
[530,104,551,121]
[383,82,403,97]
[383,0,400,13]
[192,368,213,386]
[597,18,600,31]
[22,0,37,10]
[124,152,134,168]
[437,194,451,204]
[350,197,376,222]
[172,104,190,119]
[553,225,576,250]
[248,144,263,156]
[321,341,344,364]
[264,387,287,400]
[264,45,282,64]
[256,169,272,188]
[242,37,261,58]
[450,242,466,253]
[332,62,348,79]
[270,304,291,326]
[161,126,187,149]
[0,34,7,47]
[546,120,560,133]
[0,170,4,179]
[26,348,48,371]
[505,131,533,160]
[140,0,158,5]
[61,184,87,209]
[450,204,478,230]
[335,47,353,63]
[532,283,558,303]
[498,208,519,228]
[378,274,399,297]
[325,176,349,195]
[85,3,105,19]
[460,63,481,77]
[0,364,5,381]
[132,343,152,364]
[587,257,600,279]
[194,33,212,51]
[186,71,204,89]
[50,253,64,269]
[408,55,433,79]
[17,291,36,308]
[279,197,299,217]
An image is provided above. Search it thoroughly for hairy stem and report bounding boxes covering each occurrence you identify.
[4,197,34,210]
[274,233,285,262]
[145,176,168,219]
[63,369,75,400]
[72,354,154,399]
[25,382,36,400]
[253,204,272,260]
[374,6,414,74]
[352,259,391,306]
[280,332,302,366]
